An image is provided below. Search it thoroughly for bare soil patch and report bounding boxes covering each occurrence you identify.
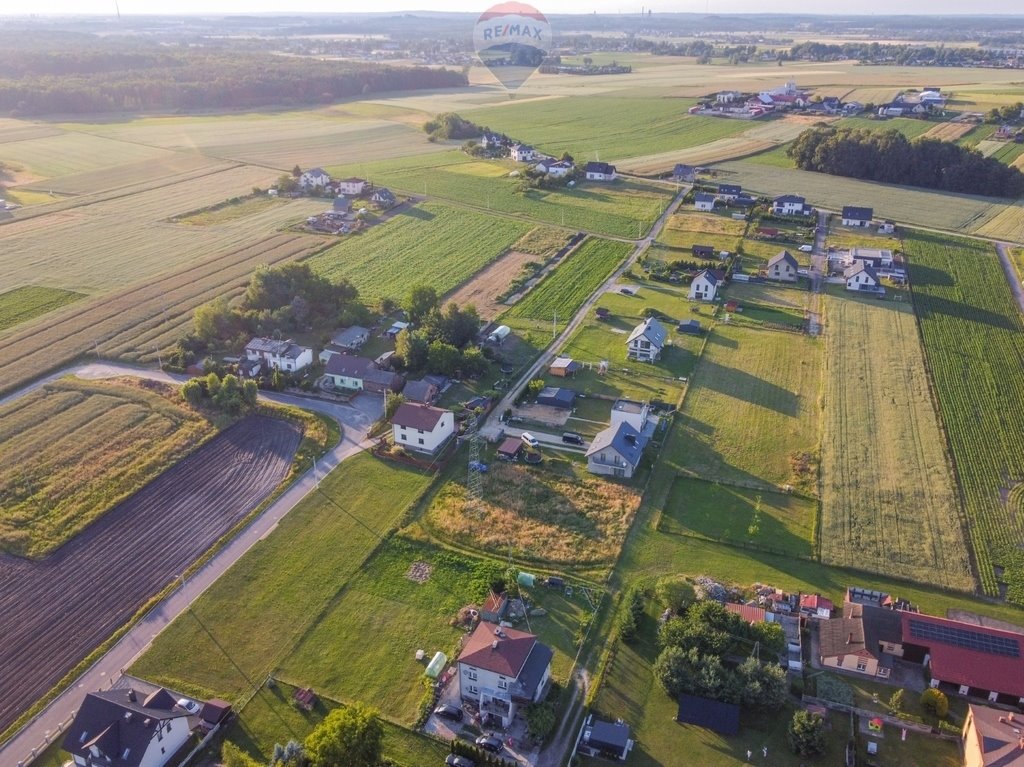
[406,561,433,583]
[445,250,542,320]
[0,415,301,735]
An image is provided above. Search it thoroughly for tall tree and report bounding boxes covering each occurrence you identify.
[305,703,383,767]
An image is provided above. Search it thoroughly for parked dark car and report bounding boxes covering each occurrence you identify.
[561,432,584,445]
[619,287,634,295]
[434,704,464,721]
[475,734,503,752]
[446,755,475,767]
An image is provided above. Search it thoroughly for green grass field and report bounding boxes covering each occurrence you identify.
[129,454,432,699]
[0,377,217,558]
[171,194,283,225]
[307,201,532,301]
[664,324,822,494]
[906,231,1024,600]
[820,292,972,590]
[0,285,84,331]
[826,218,902,251]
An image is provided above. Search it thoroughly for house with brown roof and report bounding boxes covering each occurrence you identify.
[392,403,455,455]
[458,621,553,728]
[818,614,880,676]
[766,250,799,283]
[963,704,1024,767]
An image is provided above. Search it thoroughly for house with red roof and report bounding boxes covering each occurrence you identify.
[725,602,771,625]
[800,593,834,619]
[458,621,553,728]
[901,613,1024,705]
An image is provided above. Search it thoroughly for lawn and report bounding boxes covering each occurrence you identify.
[171,194,283,225]
[660,477,816,558]
[0,285,84,332]
[820,291,973,591]
[826,217,902,251]
[129,453,432,700]
[906,230,1024,600]
[307,200,532,302]
[664,324,822,494]
[661,210,748,237]
[418,456,642,567]
[726,281,809,313]
[0,377,217,558]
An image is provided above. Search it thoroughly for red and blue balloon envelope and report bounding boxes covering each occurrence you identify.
[473,2,552,92]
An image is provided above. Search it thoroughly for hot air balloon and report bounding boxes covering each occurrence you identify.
[473,2,552,92]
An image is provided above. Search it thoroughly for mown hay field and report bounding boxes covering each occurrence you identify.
[663,210,748,237]
[820,292,973,590]
[0,286,83,332]
[0,131,176,180]
[330,151,674,238]
[922,122,976,141]
[617,137,776,175]
[307,201,532,301]
[664,324,822,494]
[172,195,284,226]
[0,377,216,558]
[19,152,221,196]
[907,231,1024,599]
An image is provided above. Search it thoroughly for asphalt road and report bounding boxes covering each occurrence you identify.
[0,363,379,767]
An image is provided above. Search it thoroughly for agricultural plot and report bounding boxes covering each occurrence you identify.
[130,454,431,701]
[0,131,177,180]
[172,194,283,225]
[820,293,973,590]
[329,151,674,238]
[0,377,217,558]
[0,416,301,736]
[665,324,822,493]
[663,210,748,237]
[974,201,1024,242]
[826,219,902,251]
[504,238,633,331]
[420,458,641,566]
[922,121,976,142]
[834,116,939,140]
[906,231,1024,599]
[0,285,83,332]
[308,201,531,301]
[617,137,777,176]
[19,152,220,196]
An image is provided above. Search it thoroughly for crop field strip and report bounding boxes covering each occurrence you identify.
[907,231,1024,598]
[0,379,218,558]
[18,152,220,196]
[0,415,301,735]
[820,294,973,590]
[0,130,181,180]
[307,201,532,301]
[0,286,84,332]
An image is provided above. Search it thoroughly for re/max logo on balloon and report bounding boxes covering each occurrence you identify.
[480,23,545,41]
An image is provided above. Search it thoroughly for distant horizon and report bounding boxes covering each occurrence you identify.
[5,2,1024,18]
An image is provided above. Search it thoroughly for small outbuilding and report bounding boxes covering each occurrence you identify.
[676,693,740,736]
[497,437,523,461]
[537,387,577,409]
[549,356,580,378]
[581,716,633,761]
[677,319,702,335]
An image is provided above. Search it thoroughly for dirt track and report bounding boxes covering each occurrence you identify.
[445,250,540,320]
[0,415,301,734]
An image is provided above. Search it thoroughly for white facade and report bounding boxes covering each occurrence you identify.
[72,716,189,767]
[626,318,666,362]
[245,340,313,373]
[689,272,719,301]
[511,145,538,162]
[695,198,714,212]
[610,400,649,433]
[766,253,799,283]
[846,269,879,291]
[586,168,617,182]
[299,168,331,189]
[773,198,807,216]
[393,408,455,454]
[337,178,367,196]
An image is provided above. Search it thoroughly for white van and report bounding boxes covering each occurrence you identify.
[520,432,540,448]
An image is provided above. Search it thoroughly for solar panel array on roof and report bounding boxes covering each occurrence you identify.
[908,619,1020,658]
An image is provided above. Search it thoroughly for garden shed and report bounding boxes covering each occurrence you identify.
[537,387,577,409]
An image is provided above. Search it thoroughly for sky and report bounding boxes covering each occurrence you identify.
[8,1,1024,16]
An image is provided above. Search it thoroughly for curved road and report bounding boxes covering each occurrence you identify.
[1,363,379,767]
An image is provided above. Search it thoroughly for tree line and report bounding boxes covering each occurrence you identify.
[0,38,466,116]
[787,126,1024,198]
[786,40,1010,66]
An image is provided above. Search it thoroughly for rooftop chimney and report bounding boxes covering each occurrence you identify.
[127,689,136,702]
[491,640,499,650]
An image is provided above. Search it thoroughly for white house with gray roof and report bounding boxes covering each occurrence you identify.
[626,317,667,362]
[845,261,881,292]
[689,269,722,301]
[766,250,799,283]
[244,337,313,373]
[586,421,648,479]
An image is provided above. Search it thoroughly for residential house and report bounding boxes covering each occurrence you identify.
[458,622,553,728]
[692,244,715,259]
[610,399,651,434]
[324,354,403,394]
[299,167,331,190]
[772,195,808,216]
[536,387,576,410]
[732,194,756,209]
[676,694,740,736]
[549,356,580,377]
[725,603,773,625]
[963,704,1024,767]
[370,188,397,209]
[821,96,843,113]
[843,101,864,115]
[63,687,191,767]
[392,402,455,455]
[511,144,538,162]
[694,192,716,212]
[689,269,722,302]
[849,248,894,269]
[331,326,370,351]
[766,250,799,283]
[337,177,367,196]
[845,262,881,292]
[903,612,1024,704]
[818,614,879,676]
[673,164,697,183]
[403,378,440,405]
[536,159,575,178]
[800,593,834,619]
[717,184,742,201]
[331,196,352,216]
[586,421,648,479]
[585,162,617,182]
[580,716,633,762]
[386,320,410,339]
[244,337,313,373]
[716,91,742,103]
[626,317,667,362]
[842,206,874,227]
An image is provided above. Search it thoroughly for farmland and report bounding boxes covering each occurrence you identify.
[0,377,218,558]
[922,121,976,142]
[171,194,283,225]
[0,285,83,331]
[820,293,973,590]
[419,458,642,566]
[504,238,633,331]
[906,231,1024,600]
[307,201,531,301]
[665,324,822,494]
[0,415,301,736]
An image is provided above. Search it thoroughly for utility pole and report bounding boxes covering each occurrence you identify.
[155,345,163,369]
[552,311,557,339]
